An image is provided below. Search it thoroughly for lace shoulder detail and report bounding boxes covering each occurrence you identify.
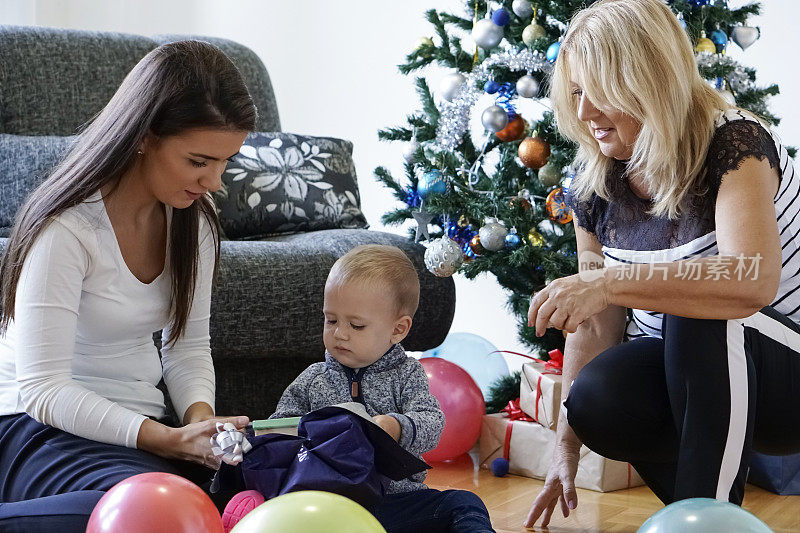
[704,117,780,198]
[564,181,602,235]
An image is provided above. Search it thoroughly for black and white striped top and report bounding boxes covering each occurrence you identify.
[565,109,800,340]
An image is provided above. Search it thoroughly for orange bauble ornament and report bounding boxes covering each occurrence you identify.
[495,115,526,142]
[518,136,551,169]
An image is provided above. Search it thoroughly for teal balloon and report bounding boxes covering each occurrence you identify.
[418,170,447,199]
[230,491,386,533]
[421,332,509,401]
[638,498,771,533]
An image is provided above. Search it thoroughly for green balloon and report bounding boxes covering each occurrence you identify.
[230,491,387,533]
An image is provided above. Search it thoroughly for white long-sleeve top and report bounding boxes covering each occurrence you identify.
[0,190,216,448]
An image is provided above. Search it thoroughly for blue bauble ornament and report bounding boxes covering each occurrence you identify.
[689,0,711,6]
[491,458,509,477]
[505,233,521,249]
[546,41,561,63]
[492,8,510,27]
[484,80,500,94]
[710,29,728,53]
[418,170,447,199]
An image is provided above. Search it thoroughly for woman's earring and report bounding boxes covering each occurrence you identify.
[137,150,144,155]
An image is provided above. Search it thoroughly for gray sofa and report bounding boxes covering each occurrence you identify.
[0,25,456,420]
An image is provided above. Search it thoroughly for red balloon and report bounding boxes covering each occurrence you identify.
[420,357,485,462]
[86,472,223,533]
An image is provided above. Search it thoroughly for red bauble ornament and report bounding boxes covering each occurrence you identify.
[469,234,485,255]
[495,115,526,142]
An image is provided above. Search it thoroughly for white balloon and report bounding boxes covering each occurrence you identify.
[472,18,504,49]
[439,72,466,102]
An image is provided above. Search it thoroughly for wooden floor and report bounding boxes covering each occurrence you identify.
[425,453,800,532]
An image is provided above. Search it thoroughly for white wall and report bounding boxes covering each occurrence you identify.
[3,0,799,369]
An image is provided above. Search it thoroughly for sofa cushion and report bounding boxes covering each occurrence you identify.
[215,132,369,239]
[0,134,77,230]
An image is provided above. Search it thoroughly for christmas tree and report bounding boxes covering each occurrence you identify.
[374,0,787,357]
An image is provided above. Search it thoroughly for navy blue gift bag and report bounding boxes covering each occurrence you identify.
[211,405,429,510]
[748,451,800,495]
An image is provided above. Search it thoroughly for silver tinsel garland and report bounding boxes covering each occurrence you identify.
[434,47,551,152]
[695,53,756,95]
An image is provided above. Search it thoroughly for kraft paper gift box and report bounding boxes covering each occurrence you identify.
[479,413,644,492]
[519,357,564,430]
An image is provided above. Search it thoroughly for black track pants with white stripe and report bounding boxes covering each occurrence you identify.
[563,305,800,505]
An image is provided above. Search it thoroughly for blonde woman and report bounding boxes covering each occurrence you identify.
[525,0,800,527]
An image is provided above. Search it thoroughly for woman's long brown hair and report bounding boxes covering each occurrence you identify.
[0,40,257,346]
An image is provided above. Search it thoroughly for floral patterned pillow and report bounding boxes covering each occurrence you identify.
[214,132,369,239]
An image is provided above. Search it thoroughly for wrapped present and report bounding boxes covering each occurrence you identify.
[479,412,644,492]
[251,417,301,436]
[748,451,800,495]
[519,349,564,430]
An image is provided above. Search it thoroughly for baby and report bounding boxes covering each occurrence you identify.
[270,244,494,532]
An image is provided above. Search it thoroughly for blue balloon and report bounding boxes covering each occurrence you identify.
[546,41,561,63]
[638,498,771,533]
[491,458,509,477]
[417,170,447,199]
[492,8,510,27]
[421,332,509,400]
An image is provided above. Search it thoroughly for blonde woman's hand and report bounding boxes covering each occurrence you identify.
[523,439,581,528]
[528,272,610,336]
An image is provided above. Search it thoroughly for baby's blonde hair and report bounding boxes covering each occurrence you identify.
[326,244,420,317]
[550,0,731,220]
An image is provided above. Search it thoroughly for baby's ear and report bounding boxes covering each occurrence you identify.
[391,315,413,343]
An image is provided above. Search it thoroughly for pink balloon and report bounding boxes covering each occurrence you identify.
[86,472,224,533]
[420,357,485,462]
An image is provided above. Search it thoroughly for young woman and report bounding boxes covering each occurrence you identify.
[0,40,256,531]
[525,0,800,527]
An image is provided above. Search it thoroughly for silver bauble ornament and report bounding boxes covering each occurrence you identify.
[522,23,546,47]
[424,237,463,277]
[731,26,759,50]
[478,218,508,251]
[515,75,539,98]
[481,105,509,132]
[512,0,534,18]
[439,72,466,102]
[402,140,419,162]
[472,18,504,49]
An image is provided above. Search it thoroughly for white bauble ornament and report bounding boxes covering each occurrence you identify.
[478,218,508,251]
[731,26,759,50]
[512,0,534,18]
[719,89,736,106]
[472,18,504,49]
[439,72,466,102]
[516,74,539,98]
[424,237,464,277]
[402,140,419,162]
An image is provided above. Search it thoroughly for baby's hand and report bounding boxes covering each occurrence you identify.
[373,414,402,442]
